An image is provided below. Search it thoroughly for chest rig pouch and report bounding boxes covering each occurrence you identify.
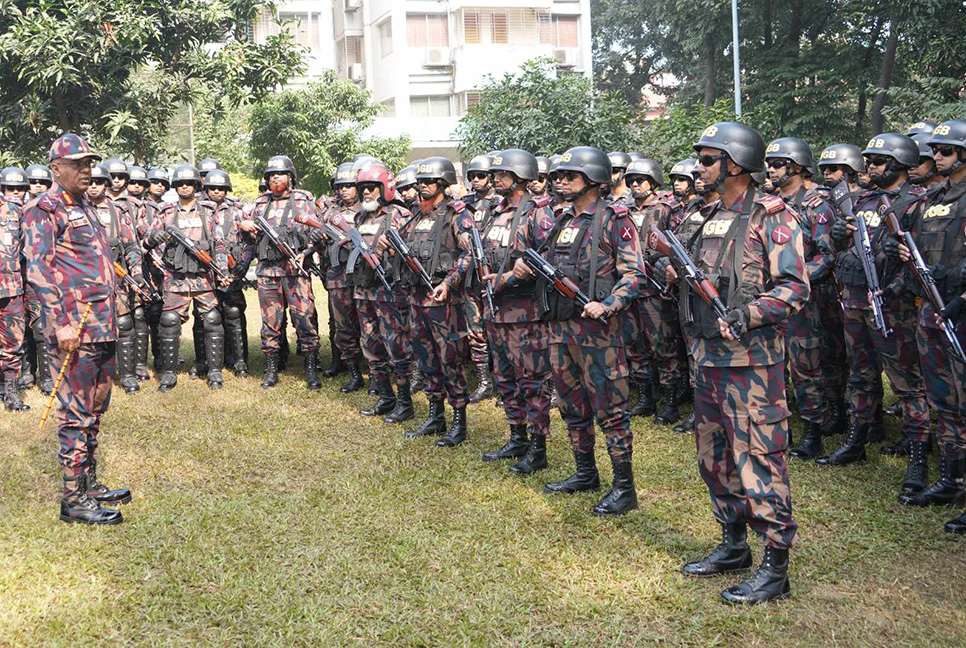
[408,206,455,285]
[918,188,966,300]
[256,196,298,262]
[349,209,395,289]
[163,206,208,274]
[486,194,534,299]
[100,201,123,264]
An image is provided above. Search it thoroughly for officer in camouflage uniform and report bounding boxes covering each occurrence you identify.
[238,156,322,390]
[607,152,633,205]
[378,156,475,447]
[141,167,170,374]
[463,154,497,403]
[87,164,145,395]
[477,149,555,474]
[513,146,645,516]
[821,134,929,474]
[395,163,420,211]
[23,133,131,525]
[763,138,837,460]
[145,164,231,391]
[907,121,941,189]
[0,167,30,411]
[668,123,807,605]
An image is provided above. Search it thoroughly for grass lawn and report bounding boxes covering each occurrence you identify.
[2,288,965,647]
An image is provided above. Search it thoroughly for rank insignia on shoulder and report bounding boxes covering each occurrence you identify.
[532,195,551,208]
[758,193,786,214]
[450,200,467,212]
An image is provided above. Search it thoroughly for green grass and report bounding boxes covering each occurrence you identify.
[1,290,965,647]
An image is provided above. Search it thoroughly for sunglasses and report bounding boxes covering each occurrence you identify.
[29,180,49,186]
[932,145,959,157]
[90,179,108,186]
[173,181,196,189]
[536,175,547,182]
[558,171,583,182]
[697,153,728,167]
[822,164,844,174]
[864,155,892,167]
[130,181,150,188]
[626,176,649,185]
[417,178,438,186]
[767,159,790,170]
[358,182,381,193]
[468,172,488,181]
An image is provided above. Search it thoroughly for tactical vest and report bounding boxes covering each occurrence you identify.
[95,200,124,264]
[349,207,398,289]
[256,195,300,262]
[482,195,537,298]
[403,203,460,286]
[834,189,911,288]
[212,201,242,261]
[163,205,209,274]
[917,182,966,300]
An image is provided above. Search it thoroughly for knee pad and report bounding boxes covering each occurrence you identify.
[224,305,242,323]
[133,307,147,324]
[160,310,181,330]
[117,313,135,333]
[203,308,223,332]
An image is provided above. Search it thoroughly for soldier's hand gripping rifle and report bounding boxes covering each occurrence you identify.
[882,199,965,364]
[832,180,892,337]
[522,248,607,325]
[469,227,497,314]
[643,258,678,303]
[647,225,740,339]
[114,261,160,303]
[253,213,311,280]
[386,227,435,291]
[164,225,232,284]
[344,227,392,292]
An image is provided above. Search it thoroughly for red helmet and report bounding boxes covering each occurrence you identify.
[355,160,395,202]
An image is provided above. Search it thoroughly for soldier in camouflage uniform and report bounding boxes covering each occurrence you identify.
[528,156,551,198]
[87,164,146,395]
[23,133,131,525]
[140,167,170,374]
[145,165,231,391]
[907,121,942,189]
[763,138,837,460]
[606,152,633,205]
[668,123,808,605]
[395,164,420,212]
[378,156,475,447]
[512,146,646,516]
[463,154,497,403]
[476,149,555,474]
[0,167,30,411]
[237,156,322,390]
[126,165,155,381]
[820,134,930,472]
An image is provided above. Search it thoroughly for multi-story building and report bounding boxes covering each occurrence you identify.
[254,1,593,164]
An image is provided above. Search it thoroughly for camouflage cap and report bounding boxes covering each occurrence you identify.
[48,133,102,162]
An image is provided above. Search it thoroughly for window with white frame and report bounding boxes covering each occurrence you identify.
[460,9,548,45]
[539,15,579,47]
[411,95,452,118]
[378,19,393,57]
[406,13,449,47]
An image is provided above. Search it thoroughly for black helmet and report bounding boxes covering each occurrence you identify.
[627,152,645,162]
[669,158,698,180]
[415,156,458,186]
[25,164,52,185]
[104,157,129,178]
[906,121,937,137]
[396,164,418,189]
[548,154,563,173]
[0,167,28,188]
[624,158,664,186]
[90,164,111,183]
[353,153,376,163]
[535,156,552,176]
[490,149,539,182]
[259,179,268,194]
[608,152,632,170]
[203,170,232,190]
[264,155,297,182]
[817,144,866,174]
[465,154,492,179]
[171,164,202,186]
[333,162,357,187]
[927,120,966,150]
[198,158,222,176]
[694,121,766,172]
[911,133,934,160]
[128,165,148,183]
[862,133,919,168]
[765,137,813,168]
[147,167,171,187]
[557,146,611,185]
[751,171,768,186]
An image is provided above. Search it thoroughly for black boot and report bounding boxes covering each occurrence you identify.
[278,331,290,371]
[437,405,467,447]
[405,397,447,437]
[34,331,54,395]
[815,420,868,466]
[482,424,529,461]
[673,411,696,435]
[157,321,180,393]
[188,315,207,379]
[899,440,930,496]
[868,404,886,443]
[135,311,151,381]
[510,433,548,475]
[227,323,249,377]
[944,511,966,535]
[305,353,322,390]
[340,361,365,393]
[260,354,279,389]
[85,458,132,505]
[361,377,395,416]
[654,385,681,425]
[720,547,790,605]
[682,522,752,577]
[820,398,848,437]
[205,325,225,390]
[675,377,693,405]
[367,374,378,396]
[898,451,965,507]
[384,380,414,424]
[544,450,601,494]
[788,420,823,460]
[879,434,911,456]
[117,323,140,394]
[60,475,123,525]
[592,453,638,516]
[628,378,656,417]
[322,351,346,378]
[468,363,494,403]
[3,373,29,412]
[409,367,425,393]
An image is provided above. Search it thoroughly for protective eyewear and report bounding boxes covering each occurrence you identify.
[90,179,108,186]
[467,172,488,181]
[697,153,728,167]
[358,182,381,193]
[864,155,892,167]
[558,171,583,182]
[766,159,791,170]
[932,145,959,158]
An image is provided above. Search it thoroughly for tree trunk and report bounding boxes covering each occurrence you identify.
[763,0,773,49]
[703,36,716,107]
[786,0,805,48]
[870,10,901,133]
[855,15,884,127]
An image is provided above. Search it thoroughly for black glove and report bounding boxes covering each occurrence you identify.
[883,236,901,263]
[149,229,171,246]
[830,217,851,244]
[653,256,673,285]
[722,306,749,337]
[942,295,966,323]
[308,227,324,244]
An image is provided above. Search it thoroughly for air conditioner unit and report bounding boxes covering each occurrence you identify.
[424,47,452,68]
[349,62,365,81]
[554,48,579,68]
[345,0,361,11]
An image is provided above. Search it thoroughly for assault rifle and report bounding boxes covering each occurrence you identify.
[386,227,435,291]
[163,225,232,284]
[114,262,160,303]
[253,213,311,279]
[521,248,607,325]
[345,227,392,291]
[469,228,497,314]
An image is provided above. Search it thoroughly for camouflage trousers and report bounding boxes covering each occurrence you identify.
[917,317,966,457]
[784,295,828,423]
[486,320,552,435]
[412,303,469,408]
[0,295,24,378]
[694,363,798,549]
[49,341,116,485]
[843,299,929,438]
[163,289,218,321]
[328,287,360,362]
[551,342,632,460]
[623,301,652,383]
[257,275,320,356]
[21,284,41,381]
[357,298,412,384]
[816,281,848,396]
[628,295,684,387]
[464,294,489,365]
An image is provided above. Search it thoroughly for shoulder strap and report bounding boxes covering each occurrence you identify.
[495,192,533,288]
[587,199,608,299]
[725,189,760,308]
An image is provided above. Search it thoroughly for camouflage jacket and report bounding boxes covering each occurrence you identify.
[346,203,410,303]
[399,198,475,308]
[0,197,24,298]
[318,197,360,289]
[780,185,835,285]
[148,200,227,293]
[242,189,317,278]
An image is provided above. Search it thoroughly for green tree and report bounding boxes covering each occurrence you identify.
[248,70,411,196]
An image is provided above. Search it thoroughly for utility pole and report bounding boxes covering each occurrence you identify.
[731,0,742,117]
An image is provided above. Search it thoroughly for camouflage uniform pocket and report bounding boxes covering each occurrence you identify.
[749,403,791,455]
